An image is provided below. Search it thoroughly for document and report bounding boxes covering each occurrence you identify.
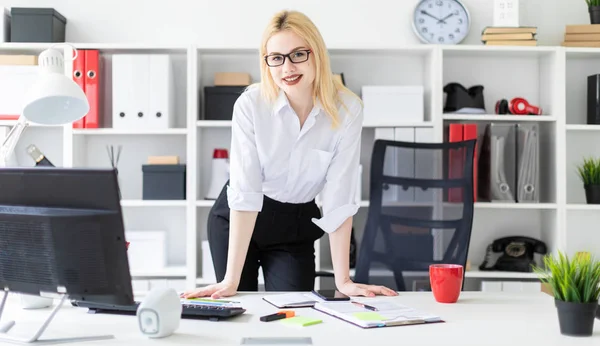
[313,299,443,328]
[262,293,319,308]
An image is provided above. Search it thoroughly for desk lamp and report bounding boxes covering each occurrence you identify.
[0,46,89,167]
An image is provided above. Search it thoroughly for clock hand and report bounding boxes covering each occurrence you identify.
[420,10,442,21]
[437,13,455,24]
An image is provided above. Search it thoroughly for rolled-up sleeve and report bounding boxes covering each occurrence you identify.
[226,92,264,211]
[311,99,363,233]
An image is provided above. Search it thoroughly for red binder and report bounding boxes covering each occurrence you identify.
[448,124,463,202]
[71,50,86,128]
[463,123,478,202]
[83,50,100,128]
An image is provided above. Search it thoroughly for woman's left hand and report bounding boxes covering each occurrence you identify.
[336,279,399,297]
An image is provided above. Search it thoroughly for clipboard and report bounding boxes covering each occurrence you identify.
[312,300,444,329]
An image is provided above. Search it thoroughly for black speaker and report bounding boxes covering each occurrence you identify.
[587,74,600,125]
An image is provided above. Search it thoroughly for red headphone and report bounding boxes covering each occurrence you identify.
[495,97,542,115]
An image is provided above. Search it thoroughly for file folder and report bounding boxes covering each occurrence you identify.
[478,123,517,202]
[71,49,86,128]
[516,123,539,202]
[112,54,174,130]
[84,49,100,128]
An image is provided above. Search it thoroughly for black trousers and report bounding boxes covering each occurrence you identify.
[207,183,324,291]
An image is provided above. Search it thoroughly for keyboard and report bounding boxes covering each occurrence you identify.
[71,300,246,321]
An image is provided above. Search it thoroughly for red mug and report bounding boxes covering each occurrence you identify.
[429,264,464,303]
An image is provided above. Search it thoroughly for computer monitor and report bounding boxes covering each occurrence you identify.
[0,167,134,306]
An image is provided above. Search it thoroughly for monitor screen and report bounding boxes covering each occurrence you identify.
[0,167,133,306]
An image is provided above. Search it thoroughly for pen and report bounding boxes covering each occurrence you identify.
[260,310,295,322]
[352,301,378,311]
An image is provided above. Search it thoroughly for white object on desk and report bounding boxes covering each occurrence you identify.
[19,294,53,309]
[137,287,181,338]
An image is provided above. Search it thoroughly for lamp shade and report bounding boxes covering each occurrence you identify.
[21,48,89,125]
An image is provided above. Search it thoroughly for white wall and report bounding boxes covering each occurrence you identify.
[0,0,589,47]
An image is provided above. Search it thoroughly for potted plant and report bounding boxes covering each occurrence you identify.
[533,251,600,337]
[576,157,600,204]
[587,0,600,24]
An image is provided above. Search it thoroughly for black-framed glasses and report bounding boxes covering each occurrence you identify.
[264,49,311,67]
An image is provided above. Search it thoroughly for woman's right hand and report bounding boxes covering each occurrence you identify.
[180,280,238,300]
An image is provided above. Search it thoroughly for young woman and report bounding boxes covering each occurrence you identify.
[182,10,397,299]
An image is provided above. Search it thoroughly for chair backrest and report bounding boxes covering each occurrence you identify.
[354,138,476,291]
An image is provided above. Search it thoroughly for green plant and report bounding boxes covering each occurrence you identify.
[533,251,600,303]
[587,0,600,7]
[576,157,600,186]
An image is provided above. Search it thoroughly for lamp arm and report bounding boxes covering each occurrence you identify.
[0,117,29,167]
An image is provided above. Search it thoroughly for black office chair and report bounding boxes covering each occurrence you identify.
[353,138,476,291]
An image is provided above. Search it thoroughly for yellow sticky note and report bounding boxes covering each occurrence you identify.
[280,316,322,327]
[353,312,386,321]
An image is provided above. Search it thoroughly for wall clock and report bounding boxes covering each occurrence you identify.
[412,0,471,45]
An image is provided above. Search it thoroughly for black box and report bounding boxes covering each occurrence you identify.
[10,8,66,43]
[588,74,600,125]
[202,86,246,120]
[142,164,186,200]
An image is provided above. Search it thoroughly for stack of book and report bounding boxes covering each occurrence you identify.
[481,26,537,46]
[562,24,600,47]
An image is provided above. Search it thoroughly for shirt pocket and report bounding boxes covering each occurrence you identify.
[306,149,334,183]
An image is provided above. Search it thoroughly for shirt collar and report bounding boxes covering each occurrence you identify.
[273,89,323,117]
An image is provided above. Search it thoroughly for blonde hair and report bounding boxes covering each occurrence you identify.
[258,10,360,128]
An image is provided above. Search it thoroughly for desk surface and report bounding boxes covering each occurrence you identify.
[1,291,599,345]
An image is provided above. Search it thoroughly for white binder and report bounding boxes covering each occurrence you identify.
[112,54,174,130]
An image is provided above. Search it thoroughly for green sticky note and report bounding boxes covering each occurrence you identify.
[281,316,323,327]
[353,312,386,321]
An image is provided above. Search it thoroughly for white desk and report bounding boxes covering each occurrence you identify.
[0,292,598,345]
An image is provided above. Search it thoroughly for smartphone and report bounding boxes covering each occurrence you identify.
[311,289,350,301]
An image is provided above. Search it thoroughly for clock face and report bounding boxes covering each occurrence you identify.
[413,0,470,44]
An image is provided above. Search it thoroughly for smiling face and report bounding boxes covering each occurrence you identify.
[265,30,316,98]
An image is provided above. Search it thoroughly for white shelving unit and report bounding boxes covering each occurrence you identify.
[2,42,596,293]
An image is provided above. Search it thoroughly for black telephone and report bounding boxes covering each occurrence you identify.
[479,236,547,272]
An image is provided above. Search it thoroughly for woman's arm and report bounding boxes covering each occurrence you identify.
[328,216,353,288]
[223,210,258,286]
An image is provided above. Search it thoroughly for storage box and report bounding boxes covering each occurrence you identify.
[142,164,186,200]
[361,86,424,126]
[125,231,166,272]
[10,7,66,43]
[202,86,246,120]
[214,72,251,86]
[0,65,40,118]
[113,54,175,130]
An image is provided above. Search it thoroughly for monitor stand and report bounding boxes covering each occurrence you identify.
[0,290,114,344]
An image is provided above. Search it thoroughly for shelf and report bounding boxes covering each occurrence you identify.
[196,121,435,128]
[566,124,600,131]
[443,114,556,122]
[566,204,600,211]
[196,200,216,207]
[130,267,187,278]
[474,202,557,210]
[442,45,556,57]
[73,128,188,135]
[342,268,539,280]
[464,270,540,279]
[121,200,187,207]
[197,120,232,128]
[363,122,434,128]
